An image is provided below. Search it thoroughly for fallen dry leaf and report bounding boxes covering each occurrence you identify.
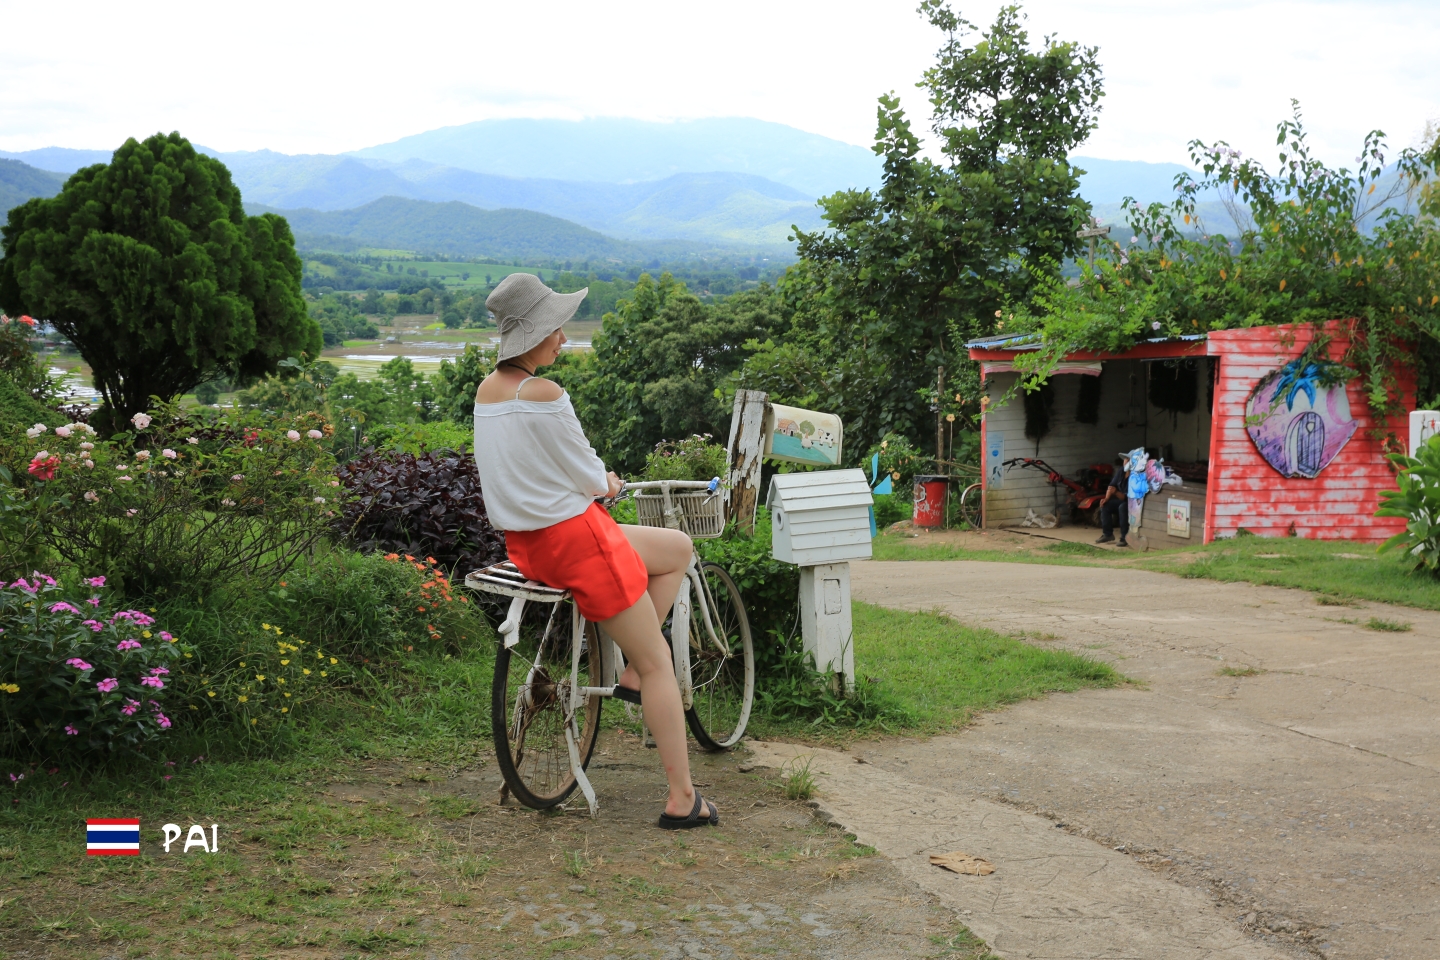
[929,851,995,876]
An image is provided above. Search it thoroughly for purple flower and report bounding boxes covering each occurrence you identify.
[33,573,56,587]
[116,639,142,652]
[87,598,100,608]
[158,631,173,642]
[111,611,155,628]
[149,667,170,676]
[64,725,78,736]
[121,699,139,716]
[83,576,106,588]
[12,579,33,593]
[82,619,103,632]
[96,678,118,693]
[66,658,93,671]
[49,602,81,615]
[139,676,165,690]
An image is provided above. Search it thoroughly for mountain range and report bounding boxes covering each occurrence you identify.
[1,118,1228,257]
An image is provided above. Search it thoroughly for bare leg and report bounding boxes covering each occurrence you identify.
[615,525,691,693]
[601,595,713,819]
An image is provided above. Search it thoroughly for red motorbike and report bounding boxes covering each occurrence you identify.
[1002,457,1114,526]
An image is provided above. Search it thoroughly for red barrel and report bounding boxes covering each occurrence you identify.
[912,475,948,527]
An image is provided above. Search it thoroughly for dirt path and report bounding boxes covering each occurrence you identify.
[768,560,1440,960]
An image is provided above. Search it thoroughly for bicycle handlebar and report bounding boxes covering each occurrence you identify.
[622,477,722,493]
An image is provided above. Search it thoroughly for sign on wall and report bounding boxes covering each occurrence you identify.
[985,431,1005,488]
[1244,357,1358,479]
[1167,499,1192,538]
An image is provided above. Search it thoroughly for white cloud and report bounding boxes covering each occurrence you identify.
[0,0,1435,168]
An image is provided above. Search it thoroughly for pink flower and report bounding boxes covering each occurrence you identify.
[49,602,80,614]
[231,474,244,482]
[134,450,150,462]
[314,497,326,504]
[163,774,172,779]
[84,576,105,587]
[162,449,177,459]
[83,490,99,502]
[27,454,58,481]
[80,441,94,451]
[64,725,78,736]
[149,666,170,676]
[221,498,236,507]
[116,639,142,651]
[131,413,152,430]
[139,676,165,689]
[55,426,71,438]
[126,509,138,517]
[81,619,103,632]
[34,574,57,586]
[12,579,33,593]
[111,610,155,627]
[83,460,94,469]
[186,437,199,445]
[25,424,46,438]
[158,631,173,641]
[307,429,323,439]
[121,699,139,716]
[66,658,93,671]
[286,430,301,441]
[96,678,118,693]
[116,476,132,482]
[155,714,172,730]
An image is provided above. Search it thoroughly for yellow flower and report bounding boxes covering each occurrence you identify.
[207,690,215,697]
[1,683,18,694]
[262,623,271,631]
[302,669,311,676]
[255,675,266,681]
[239,661,246,667]
[149,608,156,613]
[277,677,286,684]
[142,630,152,639]
[251,718,258,725]
[320,671,327,678]
[280,659,289,665]
[283,692,291,698]
[281,707,289,713]
[189,704,198,710]
[275,629,283,636]
[238,695,249,703]
[316,653,323,660]
[183,652,192,658]
[329,657,337,665]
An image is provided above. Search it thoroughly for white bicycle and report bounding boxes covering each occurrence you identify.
[465,479,755,813]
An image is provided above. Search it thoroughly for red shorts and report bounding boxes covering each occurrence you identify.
[504,503,650,622]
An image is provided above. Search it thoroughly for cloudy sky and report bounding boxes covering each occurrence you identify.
[2,0,1436,168]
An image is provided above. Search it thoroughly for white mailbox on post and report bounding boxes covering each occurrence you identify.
[767,469,873,691]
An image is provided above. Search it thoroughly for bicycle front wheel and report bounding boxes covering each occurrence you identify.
[492,600,602,809]
[684,561,754,750]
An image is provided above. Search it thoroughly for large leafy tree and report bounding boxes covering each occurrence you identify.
[0,132,319,428]
[572,274,788,474]
[778,2,1102,454]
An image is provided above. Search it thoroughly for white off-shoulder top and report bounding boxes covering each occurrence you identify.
[472,392,608,532]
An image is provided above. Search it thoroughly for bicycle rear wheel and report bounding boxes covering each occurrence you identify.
[684,561,754,750]
[492,599,602,809]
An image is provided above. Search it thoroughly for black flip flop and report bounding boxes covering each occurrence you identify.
[612,683,642,705]
[658,792,719,830]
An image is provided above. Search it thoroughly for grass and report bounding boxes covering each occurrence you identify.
[1366,616,1413,632]
[1218,665,1264,677]
[849,601,1121,733]
[781,757,818,801]
[874,527,1440,613]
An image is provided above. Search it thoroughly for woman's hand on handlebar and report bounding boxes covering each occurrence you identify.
[605,471,625,499]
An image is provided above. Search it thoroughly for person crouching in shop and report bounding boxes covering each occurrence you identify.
[1095,456,1129,548]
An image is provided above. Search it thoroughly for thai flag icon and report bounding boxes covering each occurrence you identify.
[86,819,140,856]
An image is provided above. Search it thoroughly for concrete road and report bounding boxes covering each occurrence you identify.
[801,561,1440,959]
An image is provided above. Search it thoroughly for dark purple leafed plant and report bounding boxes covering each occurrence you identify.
[333,450,506,576]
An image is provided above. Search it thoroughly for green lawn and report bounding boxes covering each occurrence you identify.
[871,528,1440,611]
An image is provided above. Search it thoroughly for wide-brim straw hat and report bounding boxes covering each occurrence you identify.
[487,272,588,362]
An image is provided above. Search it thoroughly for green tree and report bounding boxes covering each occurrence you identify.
[573,274,786,474]
[775,2,1102,454]
[435,343,494,423]
[0,133,320,430]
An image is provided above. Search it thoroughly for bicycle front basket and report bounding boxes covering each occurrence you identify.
[634,489,726,539]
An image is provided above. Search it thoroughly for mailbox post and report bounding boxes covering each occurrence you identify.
[766,469,874,693]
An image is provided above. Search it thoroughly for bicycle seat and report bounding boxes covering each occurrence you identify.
[464,561,571,604]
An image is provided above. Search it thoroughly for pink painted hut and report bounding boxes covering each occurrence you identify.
[966,319,1413,544]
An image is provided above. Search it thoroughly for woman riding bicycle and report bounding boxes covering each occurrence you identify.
[471,272,718,829]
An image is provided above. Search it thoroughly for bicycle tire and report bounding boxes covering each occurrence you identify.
[492,602,603,809]
[683,561,755,751]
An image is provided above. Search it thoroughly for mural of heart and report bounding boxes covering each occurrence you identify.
[1245,358,1358,479]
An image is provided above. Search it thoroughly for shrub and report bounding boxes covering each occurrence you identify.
[695,507,799,679]
[2,403,343,600]
[362,420,472,456]
[334,449,506,578]
[0,574,192,757]
[873,493,911,528]
[866,432,926,502]
[1378,436,1440,574]
[641,435,727,482]
[261,551,491,662]
[188,620,352,733]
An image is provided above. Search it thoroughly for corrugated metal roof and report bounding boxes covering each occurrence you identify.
[963,332,1207,351]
